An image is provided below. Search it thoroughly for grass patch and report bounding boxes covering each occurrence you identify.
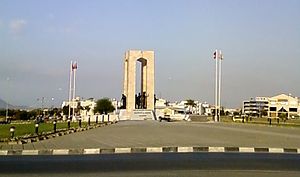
[220,116,300,128]
[0,121,88,139]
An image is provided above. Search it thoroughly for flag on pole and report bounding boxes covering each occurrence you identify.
[72,61,78,70]
[213,50,224,60]
[219,51,224,60]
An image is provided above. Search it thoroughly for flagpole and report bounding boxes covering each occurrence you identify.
[72,61,77,119]
[218,51,222,122]
[68,61,73,120]
[215,49,218,122]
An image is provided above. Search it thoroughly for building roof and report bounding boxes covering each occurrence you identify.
[270,94,297,101]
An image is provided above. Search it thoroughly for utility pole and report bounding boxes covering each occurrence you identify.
[42,97,45,117]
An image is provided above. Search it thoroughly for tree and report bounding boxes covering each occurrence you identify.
[15,110,30,120]
[185,99,196,114]
[84,106,91,116]
[94,98,115,114]
[260,110,268,117]
[76,103,83,115]
[62,106,69,115]
[48,108,59,117]
[279,113,287,120]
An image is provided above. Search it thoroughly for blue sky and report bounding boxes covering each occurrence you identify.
[0,0,300,108]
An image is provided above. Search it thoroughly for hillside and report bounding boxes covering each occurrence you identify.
[0,98,13,109]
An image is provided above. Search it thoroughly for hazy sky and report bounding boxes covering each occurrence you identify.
[0,0,299,108]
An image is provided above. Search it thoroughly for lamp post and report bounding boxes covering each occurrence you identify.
[288,93,291,119]
[35,123,39,135]
[10,126,15,139]
[67,119,71,129]
[53,120,57,133]
[78,118,82,128]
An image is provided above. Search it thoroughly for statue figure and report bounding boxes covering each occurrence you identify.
[121,94,126,109]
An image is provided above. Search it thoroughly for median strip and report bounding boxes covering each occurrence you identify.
[53,149,69,155]
[1,146,300,155]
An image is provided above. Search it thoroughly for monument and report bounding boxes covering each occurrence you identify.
[120,50,155,120]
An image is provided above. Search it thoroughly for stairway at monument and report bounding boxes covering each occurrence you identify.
[118,109,156,120]
[131,109,156,120]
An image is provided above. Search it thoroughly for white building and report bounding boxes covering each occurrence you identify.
[154,98,212,118]
[242,94,300,119]
[202,102,212,116]
[242,97,269,117]
[268,94,300,118]
[62,97,96,121]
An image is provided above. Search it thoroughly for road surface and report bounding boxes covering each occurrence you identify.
[1,121,300,150]
[0,153,299,177]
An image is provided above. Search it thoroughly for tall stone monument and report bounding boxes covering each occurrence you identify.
[121,50,155,120]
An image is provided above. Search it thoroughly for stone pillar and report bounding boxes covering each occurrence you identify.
[122,50,155,116]
[126,51,137,113]
[141,60,147,94]
[123,52,128,96]
[143,51,155,110]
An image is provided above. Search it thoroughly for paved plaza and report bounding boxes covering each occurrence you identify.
[1,121,300,150]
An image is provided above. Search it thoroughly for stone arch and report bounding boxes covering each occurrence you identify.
[123,50,155,114]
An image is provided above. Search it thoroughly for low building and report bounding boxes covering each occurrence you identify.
[155,99,212,116]
[224,108,240,116]
[243,97,269,117]
[201,102,212,116]
[79,98,97,120]
[268,94,299,118]
[62,97,96,121]
[242,94,300,118]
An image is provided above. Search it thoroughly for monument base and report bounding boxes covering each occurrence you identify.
[118,109,156,121]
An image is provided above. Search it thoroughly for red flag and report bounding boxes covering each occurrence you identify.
[72,62,78,70]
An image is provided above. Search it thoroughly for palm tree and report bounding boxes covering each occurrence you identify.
[84,106,91,116]
[185,99,196,114]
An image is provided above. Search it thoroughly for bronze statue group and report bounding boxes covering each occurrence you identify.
[120,93,157,109]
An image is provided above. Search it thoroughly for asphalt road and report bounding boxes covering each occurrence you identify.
[2,120,300,150]
[0,153,300,177]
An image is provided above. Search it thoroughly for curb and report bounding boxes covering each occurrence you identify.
[1,146,300,156]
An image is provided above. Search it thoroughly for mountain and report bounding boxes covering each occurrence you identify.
[0,98,14,109]
[0,98,30,110]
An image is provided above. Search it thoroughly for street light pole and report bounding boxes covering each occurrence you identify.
[5,101,8,123]
[41,97,45,117]
[5,77,10,123]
